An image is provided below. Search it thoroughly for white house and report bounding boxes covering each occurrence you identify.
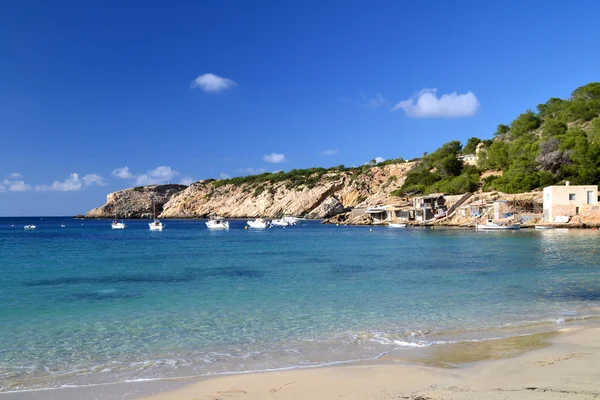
[543,182,599,222]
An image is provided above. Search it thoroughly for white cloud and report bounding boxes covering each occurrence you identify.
[2,179,32,192]
[219,172,231,179]
[238,167,266,176]
[263,153,286,163]
[179,176,194,185]
[82,174,107,186]
[36,173,83,192]
[135,166,178,186]
[392,88,480,118]
[375,157,385,163]
[191,73,237,93]
[320,149,340,156]
[8,172,22,179]
[366,93,387,108]
[112,166,135,179]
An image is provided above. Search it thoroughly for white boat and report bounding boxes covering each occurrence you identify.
[535,225,555,230]
[148,203,164,231]
[24,225,36,230]
[206,214,229,230]
[283,215,304,224]
[247,218,271,229]
[60,224,66,228]
[388,223,407,228]
[271,218,292,227]
[476,219,520,230]
[111,216,127,229]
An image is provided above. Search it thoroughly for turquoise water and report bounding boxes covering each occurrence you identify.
[1,217,600,392]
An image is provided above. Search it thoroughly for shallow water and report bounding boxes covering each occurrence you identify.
[1,218,599,391]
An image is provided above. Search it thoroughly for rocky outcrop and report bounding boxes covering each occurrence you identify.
[86,162,419,220]
[158,162,418,219]
[86,184,188,218]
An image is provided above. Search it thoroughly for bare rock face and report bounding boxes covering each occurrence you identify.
[159,162,419,219]
[86,161,419,220]
[85,184,188,218]
[305,196,345,219]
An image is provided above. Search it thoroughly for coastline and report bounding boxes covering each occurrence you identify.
[142,325,600,400]
[3,324,598,399]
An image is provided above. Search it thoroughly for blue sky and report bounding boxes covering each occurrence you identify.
[1,0,600,215]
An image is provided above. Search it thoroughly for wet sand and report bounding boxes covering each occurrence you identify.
[2,326,598,400]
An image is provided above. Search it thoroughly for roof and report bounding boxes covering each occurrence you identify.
[415,193,444,200]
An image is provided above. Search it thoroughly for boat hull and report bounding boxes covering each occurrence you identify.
[247,220,270,229]
[388,223,407,228]
[476,223,520,230]
[111,223,126,230]
[535,225,554,230]
[206,221,229,230]
[149,223,164,231]
[271,219,291,227]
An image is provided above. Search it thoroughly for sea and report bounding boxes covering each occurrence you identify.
[1,217,599,393]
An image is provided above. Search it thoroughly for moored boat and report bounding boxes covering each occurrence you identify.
[24,225,36,230]
[247,218,271,229]
[206,214,229,230]
[388,223,407,228]
[148,203,164,231]
[271,218,292,227]
[535,225,555,230]
[475,219,520,230]
[283,215,304,224]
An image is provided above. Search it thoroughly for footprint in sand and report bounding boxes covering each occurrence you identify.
[528,352,592,366]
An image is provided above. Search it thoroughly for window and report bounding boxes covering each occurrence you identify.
[569,193,576,201]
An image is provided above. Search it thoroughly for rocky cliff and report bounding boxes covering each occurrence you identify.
[85,184,188,218]
[158,162,418,219]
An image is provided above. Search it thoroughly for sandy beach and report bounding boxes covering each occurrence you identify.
[142,326,600,400]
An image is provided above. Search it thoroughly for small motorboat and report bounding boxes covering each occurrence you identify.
[206,214,229,230]
[247,218,271,229]
[60,224,66,228]
[271,218,292,227]
[388,223,407,228]
[475,219,520,231]
[535,225,555,230]
[283,215,304,224]
[111,220,127,229]
[24,225,36,230]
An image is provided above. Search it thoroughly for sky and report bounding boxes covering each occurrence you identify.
[1,0,600,215]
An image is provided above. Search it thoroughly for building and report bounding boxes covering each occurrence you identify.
[414,193,446,221]
[543,183,599,223]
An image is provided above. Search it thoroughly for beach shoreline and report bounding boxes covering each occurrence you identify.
[2,324,598,399]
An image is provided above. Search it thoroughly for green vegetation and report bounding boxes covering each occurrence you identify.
[392,82,600,195]
[205,83,600,198]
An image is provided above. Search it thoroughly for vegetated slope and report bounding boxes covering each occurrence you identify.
[394,82,600,196]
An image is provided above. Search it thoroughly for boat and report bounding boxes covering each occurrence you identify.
[283,215,304,224]
[271,218,292,227]
[206,214,229,230]
[111,215,127,229]
[60,224,66,228]
[24,225,36,230]
[434,210,447,219]
[148,203,164,231]
[475,219,520,230]
[247,218,271,229]
[535,225,555,230]
[388,223,407,228]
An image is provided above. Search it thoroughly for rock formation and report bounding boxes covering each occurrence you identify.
[85,184,188,218]
[158,162,418,219]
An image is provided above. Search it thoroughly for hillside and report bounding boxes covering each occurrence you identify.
[394,82,600,196]
[86,82,600,219]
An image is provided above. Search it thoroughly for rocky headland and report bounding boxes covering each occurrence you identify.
[85,184,188,219]
[86,162,418,219]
